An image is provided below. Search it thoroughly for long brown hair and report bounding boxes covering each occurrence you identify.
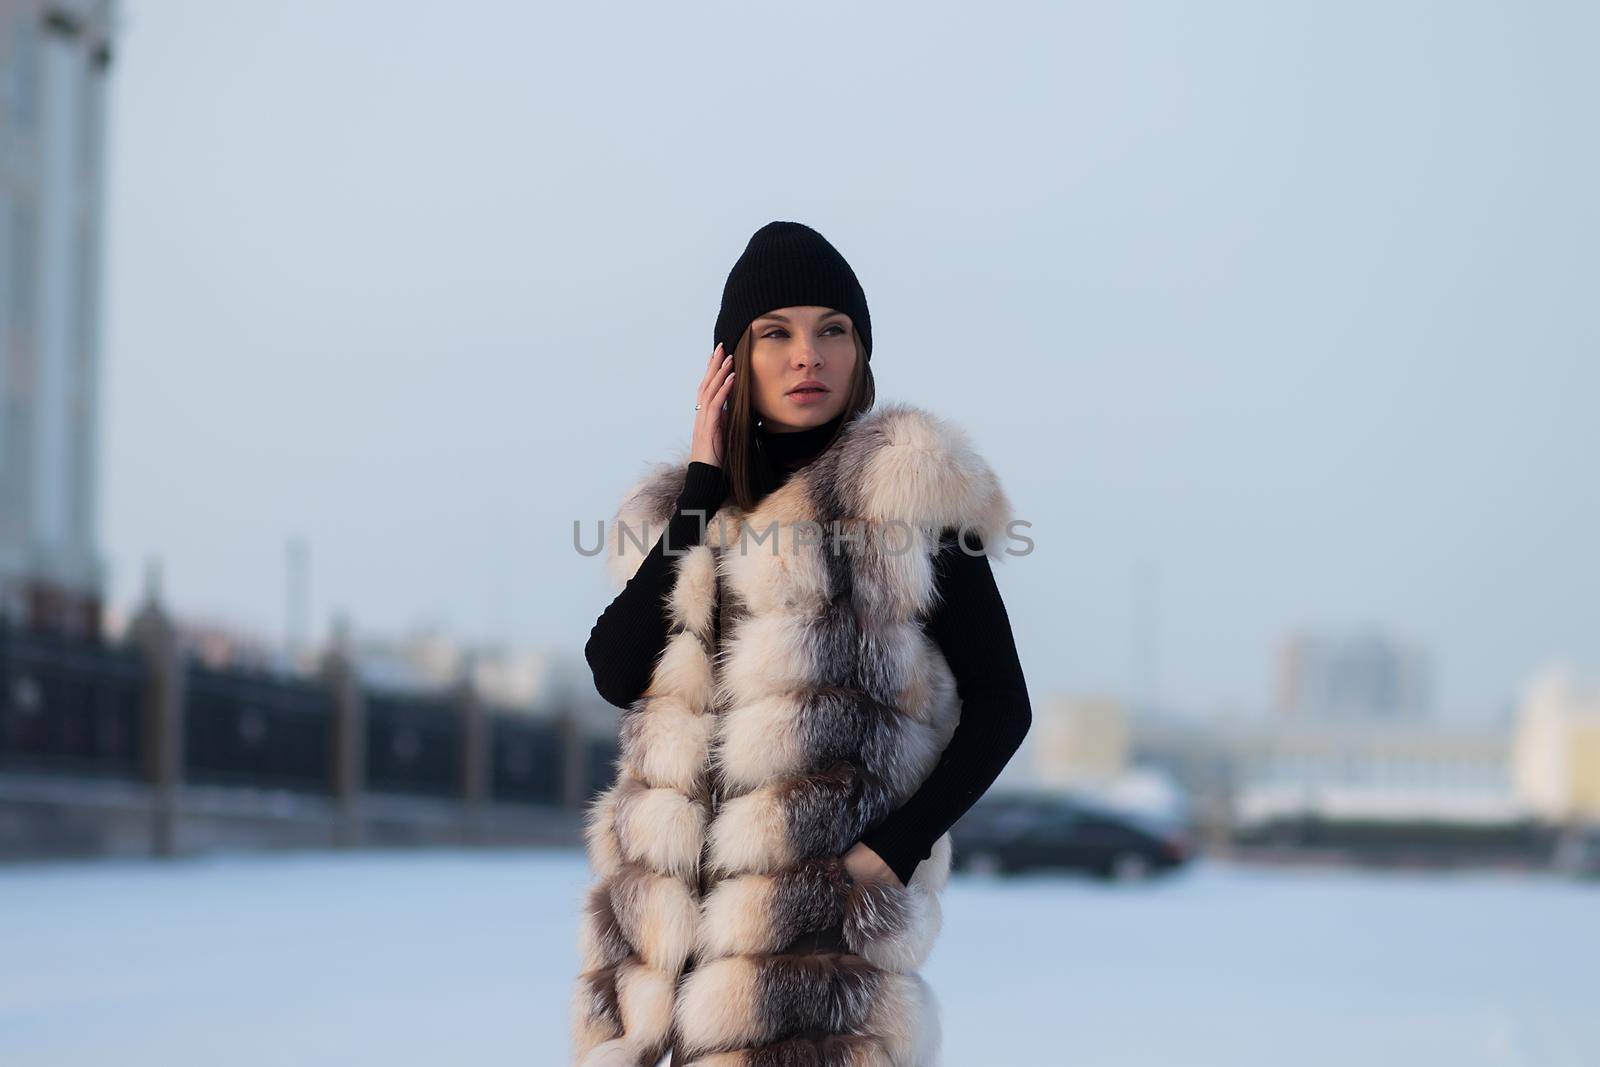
[722,326,875,512]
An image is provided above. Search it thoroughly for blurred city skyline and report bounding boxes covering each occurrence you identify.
[93,1,1599,719]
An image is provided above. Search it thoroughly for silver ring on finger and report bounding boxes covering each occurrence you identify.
[695,403,702,411]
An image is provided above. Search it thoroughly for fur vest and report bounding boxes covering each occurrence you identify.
[573,402,1015,1066]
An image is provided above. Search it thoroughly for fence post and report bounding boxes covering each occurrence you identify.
[129,565,184,859]
[455,660,490,845]
[321,614,365,848]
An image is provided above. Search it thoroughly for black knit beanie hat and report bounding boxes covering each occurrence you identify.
[714,221,873,361]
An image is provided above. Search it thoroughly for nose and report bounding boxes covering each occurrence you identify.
[791,337,822,368]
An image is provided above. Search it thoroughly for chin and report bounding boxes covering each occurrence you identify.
[778,400,844,426]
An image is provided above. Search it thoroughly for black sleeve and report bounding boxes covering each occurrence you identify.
[584,462,729,710]
[857,528,1033,886]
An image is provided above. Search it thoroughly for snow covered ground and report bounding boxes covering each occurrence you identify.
[1,848,1594,1066]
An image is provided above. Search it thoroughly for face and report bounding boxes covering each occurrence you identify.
[747,305,858,432]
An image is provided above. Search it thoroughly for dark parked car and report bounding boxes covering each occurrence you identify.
[950,791,1191,880]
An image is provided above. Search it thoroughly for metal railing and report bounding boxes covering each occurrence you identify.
[0,613,617,856]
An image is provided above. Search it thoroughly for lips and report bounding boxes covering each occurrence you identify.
[787,381,829,396]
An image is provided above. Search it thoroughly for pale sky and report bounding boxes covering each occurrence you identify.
[101,1,1599,719]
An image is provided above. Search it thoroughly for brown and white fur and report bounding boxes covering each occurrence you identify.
[573,402,1015,1066]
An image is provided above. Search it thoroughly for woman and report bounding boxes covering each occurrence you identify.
[573,221,1033,1066]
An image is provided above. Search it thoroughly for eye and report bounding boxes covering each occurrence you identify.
[823,323,846,335]
[761,327,789,339]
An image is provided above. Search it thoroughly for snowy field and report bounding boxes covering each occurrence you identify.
[1,848,1594,1066]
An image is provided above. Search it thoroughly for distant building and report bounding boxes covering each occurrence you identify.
[1029,694,1130,788]
[1274,628,1431,721]
[1022,694,1192,823]
[172,612,285,673]
[1026,660,1600,830]
[355,626,465,693]
[1513,664,1600,822]
[0,0,115,636]
[1229,720,1512,824]
[1132,712,1516,826]
[353,624,582,716]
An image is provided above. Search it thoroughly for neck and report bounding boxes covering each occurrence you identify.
[757,410,847,480]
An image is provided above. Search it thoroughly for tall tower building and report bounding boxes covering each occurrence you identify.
[0,0,114,636]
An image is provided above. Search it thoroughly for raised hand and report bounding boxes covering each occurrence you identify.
[690,342,737,468]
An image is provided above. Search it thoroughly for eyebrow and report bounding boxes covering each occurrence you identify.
[753,310,848,324]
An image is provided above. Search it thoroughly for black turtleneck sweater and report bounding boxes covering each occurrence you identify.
[584,412,1033,886]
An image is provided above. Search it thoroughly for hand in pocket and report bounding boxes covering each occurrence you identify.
[842,841,904,888]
